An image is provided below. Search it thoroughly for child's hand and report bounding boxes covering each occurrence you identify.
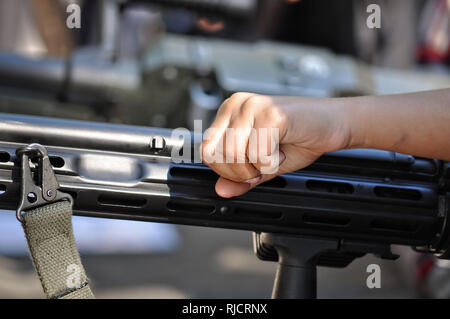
[200,93,357,198]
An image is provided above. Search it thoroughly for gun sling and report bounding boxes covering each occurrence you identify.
[21,201,94,299]
[15,143,94,299]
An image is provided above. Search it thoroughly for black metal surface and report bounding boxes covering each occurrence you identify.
[258,233,339,299]
[0,113,448,253]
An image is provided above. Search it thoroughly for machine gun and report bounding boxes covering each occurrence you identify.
[0,112,450,298]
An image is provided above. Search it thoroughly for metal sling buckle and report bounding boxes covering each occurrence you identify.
[15,143,72,222]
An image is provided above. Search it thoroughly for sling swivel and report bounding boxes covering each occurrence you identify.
[15,143,72,222]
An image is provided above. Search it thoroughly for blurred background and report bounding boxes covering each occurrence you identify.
[0,0,450,298]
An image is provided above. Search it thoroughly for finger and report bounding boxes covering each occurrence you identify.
[201,128,237,181]
[215,176,252,198]
[215,151,286,198]
[201,93,254,159]
[219,112,260,181]
[205,126,259,182]
[247,126,283,175]
[202,94,255,180]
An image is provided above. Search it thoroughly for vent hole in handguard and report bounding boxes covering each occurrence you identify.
[302,213,350,226]
[167,200,215,215]
[306,180,354,194]
[98,195,147,208]
[30,156,65,168]
[374,186,421,200]
[0,152,10,163]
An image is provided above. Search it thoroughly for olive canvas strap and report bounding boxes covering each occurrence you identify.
[16,144,94,299]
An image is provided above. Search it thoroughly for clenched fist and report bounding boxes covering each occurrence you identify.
[200,92,358,198]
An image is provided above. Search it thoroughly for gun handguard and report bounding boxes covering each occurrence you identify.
[0,113,449,260]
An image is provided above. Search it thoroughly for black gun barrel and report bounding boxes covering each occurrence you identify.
[0,113,449,256]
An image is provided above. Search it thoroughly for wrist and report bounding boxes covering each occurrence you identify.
[339,96,370,149]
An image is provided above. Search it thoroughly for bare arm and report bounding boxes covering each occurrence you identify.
[348,89,450,160]
[201,89,450,198]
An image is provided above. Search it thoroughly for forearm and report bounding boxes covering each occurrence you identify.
[202,89,450,197]
[344,89,450,161]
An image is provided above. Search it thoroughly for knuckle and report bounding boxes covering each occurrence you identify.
[225,93,245,107]
[229,92,243,100]
[218,100,232,114]
[219,96,241,115]
[260,105,286,127]
[239,96,259,115]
